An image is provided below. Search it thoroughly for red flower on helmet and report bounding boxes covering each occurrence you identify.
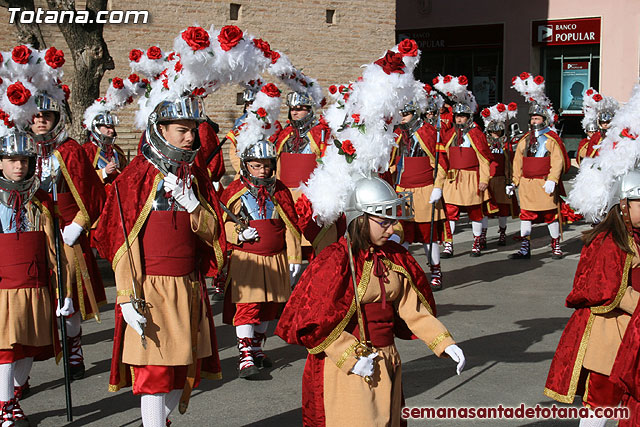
[481,108,491,118]
[61,85,70,100]
[432,77,440,85]
[519,72,530,80]
[261,83,280,98]
[162,79,169,90]
[328,85,337,94]
[11,45,31,64]
[7,82,31,106]
[423,83,432,93]
[128,74,140,84]
[181,26,210,51]
[443,75,452,83]
[112,77,124,89]
[534,75,545,85]
[192,87,206,96]
[218,25,243,51]
[44,47,65,69]
[174,61,183,72]
[129,49,143,62]
[397,39,418,57]
[374,51,405,75]
[0,53,3,64]
[496,103,506,113]
[621,128,638,140]
[270,50,280,64]
[586,89,594,96]
[593,94,603,102]
[147,46,162,60]
[256,107,267,118]
[351,114,360,123]
[458,75,468,86]
[341,139,355,155]
[252,38,272,58]
[507,102,517,111]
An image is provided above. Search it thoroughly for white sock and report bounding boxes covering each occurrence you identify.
[254,321,269,335]
[164,389,182,419]
[498,216,507,229]
[65,312,82,337]
[548,221,560,239]
[578,410,607,427]
[0,363,14,402]
[236,324,254,339]
[449,220,456,235]
[423,243,440,265]
[481,217,488,228]
[520,220,532,237]
[13,357,32,387]
[141,393,166,427]
[401,241,409,250]
[471,221,483,237]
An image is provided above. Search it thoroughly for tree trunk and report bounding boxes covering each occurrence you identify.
[0,0,47,49]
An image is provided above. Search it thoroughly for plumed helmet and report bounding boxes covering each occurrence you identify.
[585,122,598,133]
[243,88,258,104]
[286,91,313,108]
[345,176,414,226]
[528,102,550,130]
[240,140,277,187]
[616,169,640,202]
[89,111,119,147]
[0,128,39,208]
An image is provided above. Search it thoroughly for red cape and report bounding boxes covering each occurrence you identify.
[392,123,450,172]
[275,120,331,157]
[544,232,632,403]
[194,121,226,182]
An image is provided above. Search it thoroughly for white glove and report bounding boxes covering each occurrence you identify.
[289,263,301,286]
[505,184,515,196]
[56,297,74,317]
[212,181,221,191]
[388,234,401,244]
[429,187,443,204]
[62,222,84,246]
[543,180,556,195]
[163,173,200,213]
[120,302,147,336]
[444,344,466,375]
[350,352,378,378]
[238,227,259,242]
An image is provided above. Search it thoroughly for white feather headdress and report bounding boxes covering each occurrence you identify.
[581,87,619,131]
[433,74,477,113]
[480,102,518,128]
[511,72,557,126]
[83,75,147,129]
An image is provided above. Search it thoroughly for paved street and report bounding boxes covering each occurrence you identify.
[21,211,611,426]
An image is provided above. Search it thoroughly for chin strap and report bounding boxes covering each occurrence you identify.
[620,198,634,233]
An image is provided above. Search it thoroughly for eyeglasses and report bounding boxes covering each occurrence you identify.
[247,163,273,171]
[369,217,399,228]
[401,111,413,117]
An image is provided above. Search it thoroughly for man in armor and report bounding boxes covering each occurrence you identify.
[31,92,107,381]
[577,89,618,165]
[226,88,258,174]
[391,102,449,290]
[82,110,128,186]
[220,140,301,378]
[95,94,226,426]
[576,121,599,165]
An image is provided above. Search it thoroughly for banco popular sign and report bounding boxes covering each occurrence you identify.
[532,17,600,46]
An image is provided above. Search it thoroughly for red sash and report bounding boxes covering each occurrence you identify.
[141,211,196,276]
[522,157,551,179]
[399,157,434,188]
[490,153,506,177]
[237,219,285,256]
[631,268,640,292]
[348,302,395,348]
[56,191,79,227]
[0,231,48,289]
[279,152,317,188]
[449,147,479,171]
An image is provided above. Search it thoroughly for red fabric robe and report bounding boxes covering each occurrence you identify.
[194,120,226,183]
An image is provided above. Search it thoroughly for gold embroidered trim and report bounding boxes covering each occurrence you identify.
[117,289,134,296]
[308,260,372,354]
[386,260,434,315]
[276,201,301,240]
[582,371,591,405]
[74,256,87,319]
[222,187,247,223]
[543,313,595,403]
[307,132,322,157]
[336,340,360,369]
[428,331,452,351]
[54,151,91,228]
[201,371,223,380]
[591,249,632,314]
[197,189,225,271]
[112,173,163,270]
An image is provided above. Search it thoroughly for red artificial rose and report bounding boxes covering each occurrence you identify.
[192,87,205,96]
[534,75,545,85]
[7,82,31,106]
[432,77,439,85]
[174,61,183,72]
[423,83,432,93]
[458,75,468,86]
[339,85,346,93]
[129,49,143,62]
[397,39,418,57]
[128,73,140,83]
[270,50,280,64]
[341,140,355,156]
[182,26,210,51]
[141,78,150,86]
[329,85,337,94]
[252,38,272,58]
[443,75,452,83]
[218,25,243,51]
[519,71,530,80]
[256,107,267,118]
[126,96,133,104]
[0,53,3,64]
[44,47,65,69]
[162,79,169,90]
[507,102,517,111]
[621,128,638,140]
[586,89,594,96]
[373,50,405,75]
[147,46,162,60]
[351,114,360,123]
[496,103,506,112]
[260,83,280,98]
[320,97,327,107]
[593,94,603,102]
[112,77,124,89]
[481,108,491,118]
[166,52,176,61]
[11,45,31,64]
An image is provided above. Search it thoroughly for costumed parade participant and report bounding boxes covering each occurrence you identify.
[544,83,640,427]
[576,88,619,165]
[0,74,71,425]
[11,45,107,381]
[509,72,570,260]
[391,93,449,291]
[480,102,520,246]
[225,84,260,175]
[95,25,280,426]
[276,39,465,427]
[435,75,492,257]
[220,84,301,378]
[576,121,598,166]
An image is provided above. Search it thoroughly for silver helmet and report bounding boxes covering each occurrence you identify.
[585,121,598,133]
[485,121,507,145]
[32,92,68,153]
[452,102,473,132]
[613,169,640,230]
[286,91,315,131]
[345,176,414,226]
[89,111,119,148]
[243,88,258,104]
[400,102,422,133]
[240,140,277,189]
[597,109,615,136]
[143,95,205,175]
[528,103,550,131]
[0,128,39,209]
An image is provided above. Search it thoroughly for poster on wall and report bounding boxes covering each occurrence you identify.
[560,61,590,114]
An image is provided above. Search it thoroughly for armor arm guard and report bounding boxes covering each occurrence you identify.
[547,140,565,184]
[511,139,526,187]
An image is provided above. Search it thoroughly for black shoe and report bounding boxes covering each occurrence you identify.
[509,251,531,259]
[212,291,225,302]
[255,355,273,368]
[238,364,260,379]
[430,283,442,292]
[69,362,85,381]
[470,251,482,257]
[551,252,564,260]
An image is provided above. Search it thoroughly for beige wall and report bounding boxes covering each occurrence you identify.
[0,0,395,170]
[397,0,640,105]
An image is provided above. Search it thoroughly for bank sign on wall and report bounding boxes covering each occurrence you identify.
[532,17,601,46]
